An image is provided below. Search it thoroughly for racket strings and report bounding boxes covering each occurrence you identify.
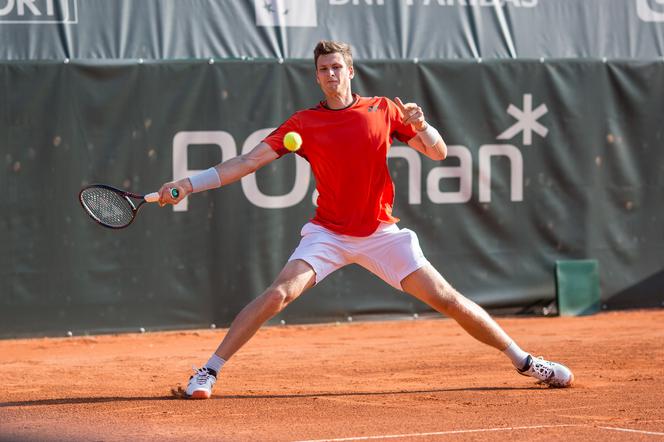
[80,187,135,228]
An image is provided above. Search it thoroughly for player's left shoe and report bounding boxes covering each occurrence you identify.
[517,355,574,388]
[185,366,217,399]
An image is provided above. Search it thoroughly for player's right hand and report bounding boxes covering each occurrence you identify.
[157,178,192,207]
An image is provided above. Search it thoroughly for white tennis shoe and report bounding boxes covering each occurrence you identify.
[185,366,217,399]
[517,355,574,388]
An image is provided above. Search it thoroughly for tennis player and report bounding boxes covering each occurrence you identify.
[158,40,574,399]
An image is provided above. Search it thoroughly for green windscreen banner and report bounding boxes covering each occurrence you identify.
[1,0,664,60]
[1,59,662,337]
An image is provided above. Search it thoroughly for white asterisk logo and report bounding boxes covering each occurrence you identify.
[497,94,548,146]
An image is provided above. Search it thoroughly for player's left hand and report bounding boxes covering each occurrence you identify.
[395,97,427,132]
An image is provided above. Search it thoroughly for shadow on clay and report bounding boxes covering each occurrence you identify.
[1,385,546,407]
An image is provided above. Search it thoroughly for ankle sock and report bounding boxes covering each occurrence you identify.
[205,354,226,376]
[503,341,530,370]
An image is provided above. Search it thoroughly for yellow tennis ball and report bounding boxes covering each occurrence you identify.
[283,131,302,152]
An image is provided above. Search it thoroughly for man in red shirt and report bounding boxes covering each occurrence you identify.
[159,41,573,399]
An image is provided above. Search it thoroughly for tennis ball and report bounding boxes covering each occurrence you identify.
[283,131,302,152]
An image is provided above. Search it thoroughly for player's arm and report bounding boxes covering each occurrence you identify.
[407,123,447,161]
[394,97,447,161]
[157,142,279,206]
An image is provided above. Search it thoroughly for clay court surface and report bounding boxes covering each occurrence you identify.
[1,309,663,441]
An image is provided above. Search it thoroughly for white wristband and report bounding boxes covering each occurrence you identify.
[417,124,442,148]
[189,167,222,193]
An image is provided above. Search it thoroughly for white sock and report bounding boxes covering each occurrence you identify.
[205,354,226,375]
[503,341,530,370]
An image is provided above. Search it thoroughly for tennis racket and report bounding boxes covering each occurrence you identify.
[78,184,179,229]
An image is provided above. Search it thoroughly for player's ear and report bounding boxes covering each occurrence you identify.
[348,64,355,79]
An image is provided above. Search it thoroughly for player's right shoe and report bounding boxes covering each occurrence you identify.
[185,366,217,399]
[517,355,574,388]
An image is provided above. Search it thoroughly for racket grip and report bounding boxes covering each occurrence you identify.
[144,192,160,202]
[145,188,178,203]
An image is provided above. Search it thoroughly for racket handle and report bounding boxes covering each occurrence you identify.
[145,188,179,203]
[144,192,160,202]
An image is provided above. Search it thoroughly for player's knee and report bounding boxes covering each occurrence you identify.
[435,287,465,315]
[262,286,292,312]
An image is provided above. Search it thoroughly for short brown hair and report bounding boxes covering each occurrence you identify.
[313,40,353,68]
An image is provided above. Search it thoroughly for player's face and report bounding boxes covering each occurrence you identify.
[315,52,354,98]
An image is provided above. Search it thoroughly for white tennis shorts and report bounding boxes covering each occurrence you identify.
[288,222,429,291]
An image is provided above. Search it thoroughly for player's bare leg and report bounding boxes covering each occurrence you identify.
[401,264,512,350]
[401,264,573,387]
[178,259,316,398]
[214,259,316,360]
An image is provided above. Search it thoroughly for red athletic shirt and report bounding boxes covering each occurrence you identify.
[263,95,417,237]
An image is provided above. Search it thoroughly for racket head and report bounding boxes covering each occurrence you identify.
[79,184,140,229]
